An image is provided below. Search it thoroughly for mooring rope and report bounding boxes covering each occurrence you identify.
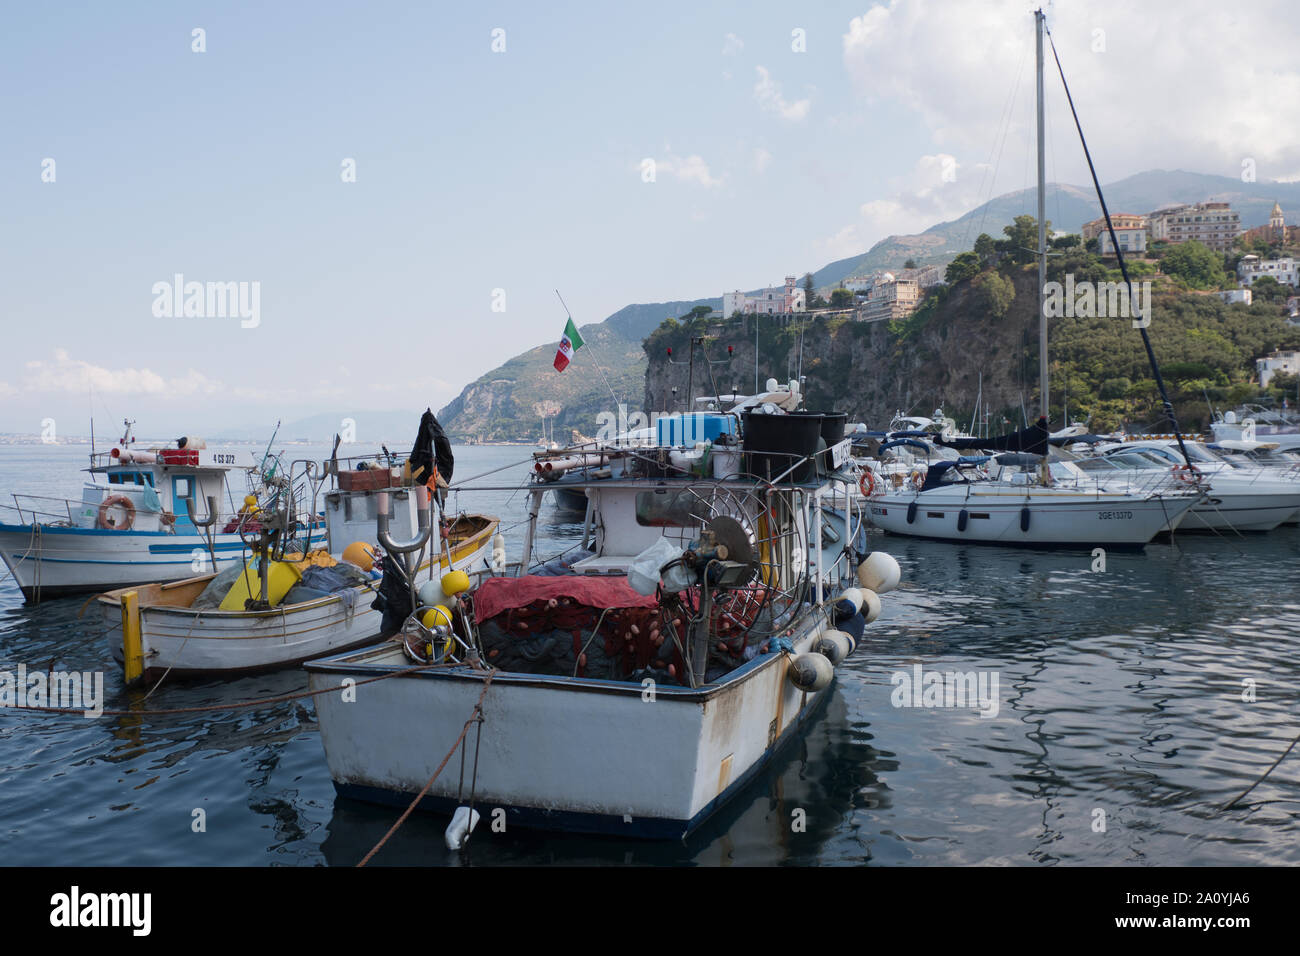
[357,668,497,867]
[1222,727,1300,811]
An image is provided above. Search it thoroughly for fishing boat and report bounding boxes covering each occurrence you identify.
[306,406,896,840]
[97,413,500,684]
[0,423,324,603]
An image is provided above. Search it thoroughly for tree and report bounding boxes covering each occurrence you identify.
[903,258,917,270]
[997,215,1052,264]
[1160,240,1225,290]
[829,288,855,309]
[803,273,815,304]
[1051,233,1082,250]
[973,233,997,267]
[973,270,1015,318]
[1099,377,1131,400]
[945,251,981,284]
[1251,275,1285,303]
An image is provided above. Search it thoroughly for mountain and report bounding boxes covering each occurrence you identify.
[437,169,1300,438]
[810,171,1300,291]
[437,298,718,442]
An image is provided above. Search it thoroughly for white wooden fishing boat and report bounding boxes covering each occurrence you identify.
[307,405,898,839]
[97,414,499,684]
[98,510,497,683]
[0,425,324,603]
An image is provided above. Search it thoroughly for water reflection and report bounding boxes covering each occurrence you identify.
[1,446,1298,865]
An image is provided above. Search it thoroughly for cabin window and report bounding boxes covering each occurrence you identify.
[175,477,191,498]
[635,490,709,528]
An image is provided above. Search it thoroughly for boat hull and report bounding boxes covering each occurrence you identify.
[306,614,830,839]
[1181,490,1300,532]
[866,490,1195,549]
[98,524,496,682]
[0,522,326,603]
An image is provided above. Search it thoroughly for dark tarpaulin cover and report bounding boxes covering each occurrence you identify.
[409,408,454,484]
[936,416,1049,457]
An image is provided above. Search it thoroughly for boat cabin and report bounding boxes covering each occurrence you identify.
[79,452,236,534]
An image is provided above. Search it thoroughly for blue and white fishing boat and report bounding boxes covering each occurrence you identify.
[0,426,324,603]
[306,405,895,840]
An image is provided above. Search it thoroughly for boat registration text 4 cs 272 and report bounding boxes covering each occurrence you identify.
[1097,510,1133,520]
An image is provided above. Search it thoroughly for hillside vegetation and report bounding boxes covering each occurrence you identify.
[645,223,1300,433]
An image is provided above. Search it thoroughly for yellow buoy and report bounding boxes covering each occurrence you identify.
[342,541,376,572]
[421,605,453,629]
[441,569,470,596]
[241,494,259,512]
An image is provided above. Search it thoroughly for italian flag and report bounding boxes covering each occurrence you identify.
[553,317,585,372]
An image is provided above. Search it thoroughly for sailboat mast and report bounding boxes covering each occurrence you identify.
[1036,8,1048,424]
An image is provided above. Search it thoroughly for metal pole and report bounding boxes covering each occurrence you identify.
[1036,8,1048,425]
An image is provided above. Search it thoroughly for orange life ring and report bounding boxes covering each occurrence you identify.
[1172,464,1200,485]
[97,495,136,531]
[858,470,877,498]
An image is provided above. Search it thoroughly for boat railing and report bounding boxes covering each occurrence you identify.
[4,494,77,526]
[0,491,304,532]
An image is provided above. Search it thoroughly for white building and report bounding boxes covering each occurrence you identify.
[1237,255,1299,288]
[1099,227,1147,256]
[722,276,806,317]
[1216,288,1252,305]
[1258,350,1300,387]
[1147,201,1241,251]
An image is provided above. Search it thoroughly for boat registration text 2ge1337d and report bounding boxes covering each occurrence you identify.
[1097,511,1133,520]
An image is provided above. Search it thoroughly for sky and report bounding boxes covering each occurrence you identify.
[3,0,1299,437]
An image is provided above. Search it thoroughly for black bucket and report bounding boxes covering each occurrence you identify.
[808,411,848,472]
[742,410,824,482]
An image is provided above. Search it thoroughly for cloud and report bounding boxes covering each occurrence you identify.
[722,33,744,56]
[644,151,725,187]
[21,349,224,397]
[817,152,991,257]
[754,66,810,121]
[841,0,1300,179]
[754,147,772,172]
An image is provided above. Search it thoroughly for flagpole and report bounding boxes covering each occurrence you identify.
[556,290,621,411]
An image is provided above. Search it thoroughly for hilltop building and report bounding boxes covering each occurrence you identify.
[1081,213,1146,242]
[857,274,920,323]
[1146,201,1241,251]
[842,265,941,297]
[1258,350,1300,387]
[1237,255,1299,288]
[1239,202,1300,246]
[723,276,806,317]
